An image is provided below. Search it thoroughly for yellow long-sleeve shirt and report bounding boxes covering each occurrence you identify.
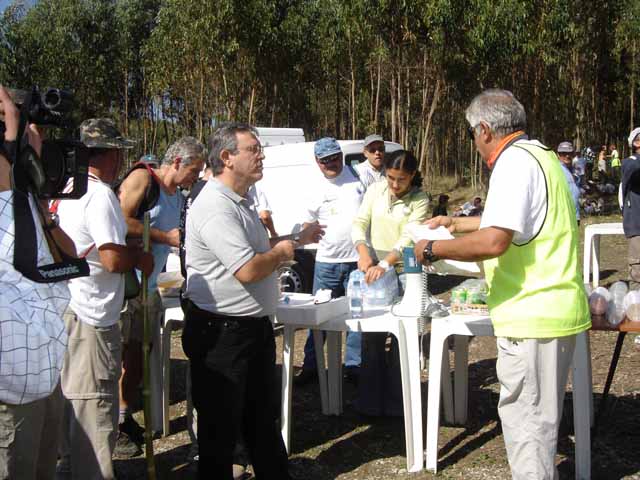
[351,181,429,259]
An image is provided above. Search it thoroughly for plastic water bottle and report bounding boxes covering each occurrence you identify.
[350,280,363,318]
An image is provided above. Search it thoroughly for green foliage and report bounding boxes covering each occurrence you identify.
[0,0,639,185]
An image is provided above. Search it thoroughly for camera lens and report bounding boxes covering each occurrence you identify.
[43,89,62,110]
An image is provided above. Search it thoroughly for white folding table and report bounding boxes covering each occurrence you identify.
[277,307,440,473]
[425,313,592,479]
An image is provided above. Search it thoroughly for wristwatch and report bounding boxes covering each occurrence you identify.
[44,213,60,230]
[422,240,439,263]
[378,260,391,271]
[291,232,301,243]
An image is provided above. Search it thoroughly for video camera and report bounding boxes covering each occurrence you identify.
[1,86,88,199]
[1,86,90,283]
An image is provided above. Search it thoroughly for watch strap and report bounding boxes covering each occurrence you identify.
[424,240,439,263]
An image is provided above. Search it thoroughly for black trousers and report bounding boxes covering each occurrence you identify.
[182,300,290,480]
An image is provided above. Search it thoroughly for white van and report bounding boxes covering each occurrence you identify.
[256,139,403,292]
[256,127,305,147]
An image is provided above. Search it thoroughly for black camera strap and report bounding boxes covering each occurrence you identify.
[12,188,90,283]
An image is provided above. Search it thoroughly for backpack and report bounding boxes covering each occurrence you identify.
[113,161,160,219]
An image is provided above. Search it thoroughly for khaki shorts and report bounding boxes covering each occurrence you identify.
[119,290,162,344]
[61,310,121,399]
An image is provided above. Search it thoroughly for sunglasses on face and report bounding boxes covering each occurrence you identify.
[317,153,341,165]
[366,145,385,153]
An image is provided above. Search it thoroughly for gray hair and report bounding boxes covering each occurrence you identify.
[163,136,206,166]
[208,122,258,175]
[465,89,527,138]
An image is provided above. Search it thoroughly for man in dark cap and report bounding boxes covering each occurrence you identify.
[57,119,153,479]
[355,134,386,188]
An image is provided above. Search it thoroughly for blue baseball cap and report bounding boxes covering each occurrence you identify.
[314,137,342,159]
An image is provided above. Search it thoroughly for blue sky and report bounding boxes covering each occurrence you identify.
[0,0,34,12]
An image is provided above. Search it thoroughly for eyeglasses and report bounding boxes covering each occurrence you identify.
[366,145,385,153]
[317,153,342,165]
[237,143,263,155]
[467,125,479,140]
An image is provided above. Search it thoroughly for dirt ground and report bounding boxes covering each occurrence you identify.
[115,213,640,480]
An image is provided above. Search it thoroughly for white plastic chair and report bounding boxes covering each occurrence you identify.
[583,222,624,288]
[425,314,591,479]
[160,303,186,436]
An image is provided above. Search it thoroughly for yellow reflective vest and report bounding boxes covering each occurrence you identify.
[483,141,591,338]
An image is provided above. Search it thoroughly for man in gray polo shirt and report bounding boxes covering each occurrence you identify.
[183,122,323,479]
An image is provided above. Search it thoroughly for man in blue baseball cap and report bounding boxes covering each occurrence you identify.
[295,138,366,386]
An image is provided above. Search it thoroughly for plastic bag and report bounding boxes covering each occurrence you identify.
[347,268,398,308]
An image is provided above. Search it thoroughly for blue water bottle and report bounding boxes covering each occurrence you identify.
[350,280,363,318]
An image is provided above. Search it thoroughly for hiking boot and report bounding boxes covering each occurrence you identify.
[343,366,360,386]
[119,415,145,444]
[114,431,143,458]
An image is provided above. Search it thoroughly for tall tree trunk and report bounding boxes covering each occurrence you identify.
[248,85,256,125]
[271,83,278,127]
[335,67,342,137]
[374,55,381,131]
[348,30,356,138]
[631,41,637,134]
[390,67,396,142]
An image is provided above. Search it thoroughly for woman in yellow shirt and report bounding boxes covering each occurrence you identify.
[351,150,428,416]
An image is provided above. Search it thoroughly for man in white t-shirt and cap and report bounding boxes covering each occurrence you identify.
[355,134,386,188]
[57,119,154,479]
[295,137,366,385]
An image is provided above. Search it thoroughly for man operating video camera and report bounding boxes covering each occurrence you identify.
[0,85,77,480]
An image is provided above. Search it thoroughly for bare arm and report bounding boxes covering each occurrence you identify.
[425,215,481,234]
[268,221,325,248]
[0,86,18,191]
[259,210,278,237]
[356,243,374,273]
[118,169,179,247]
[97,243,154,275]
[234,240,296,283]
[0,155,10,192]
[415,226,513,264]
[364,250,401,284]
